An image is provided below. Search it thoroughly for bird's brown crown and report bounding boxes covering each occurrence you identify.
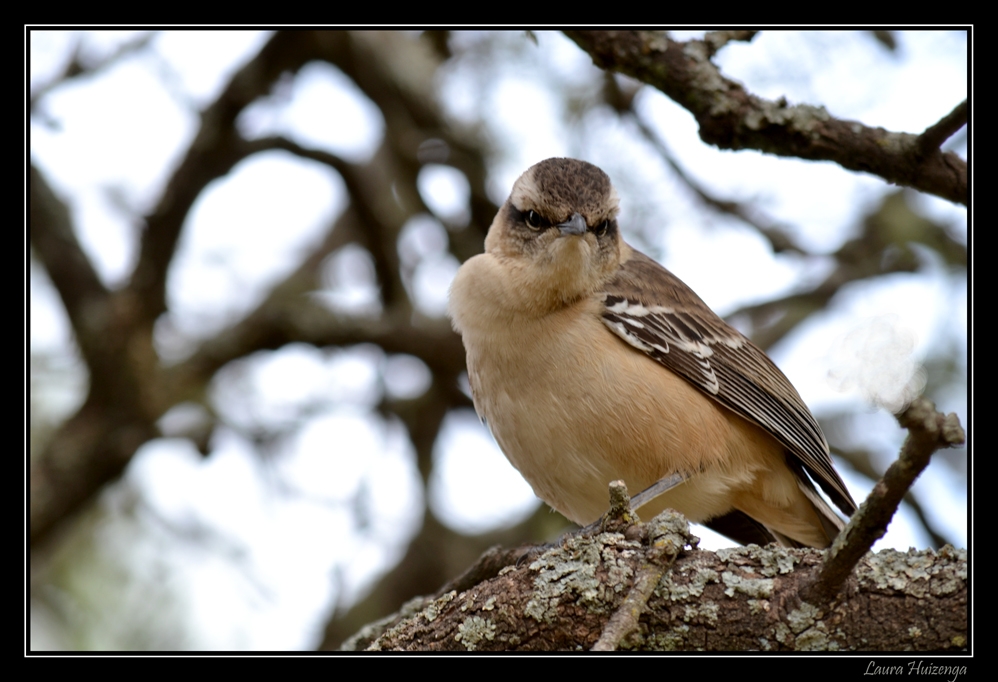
[510,158,619,225]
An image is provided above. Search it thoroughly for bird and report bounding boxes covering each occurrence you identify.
[447,157,857,548]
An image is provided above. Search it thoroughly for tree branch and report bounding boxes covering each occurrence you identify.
[591,484,687,651]
[832,444,952,549]
[353,508,966,651]
[917,99,968,156]
[30,164,163,545]
[129,31,327,325]
[29,31,485,550]
[801,398,965,606]
[726,189,965,351]
[30,32,158,114]
[627,103,808,256]
[29,164,109,370]
[565,31,967,205]
[702,30,758,55]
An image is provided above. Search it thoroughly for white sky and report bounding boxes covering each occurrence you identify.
[29,30,968,650]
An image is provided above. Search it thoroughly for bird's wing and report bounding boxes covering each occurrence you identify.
[601,249,856,516]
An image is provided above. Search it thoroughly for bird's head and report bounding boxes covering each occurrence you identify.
[485,158,622,311]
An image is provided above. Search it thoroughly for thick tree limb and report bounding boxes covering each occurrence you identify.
[31,165,161,543]
[352,508,966,652]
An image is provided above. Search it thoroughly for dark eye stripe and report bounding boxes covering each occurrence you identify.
[512,206,616,237]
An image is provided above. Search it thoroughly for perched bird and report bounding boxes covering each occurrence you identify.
[448,158,856,548]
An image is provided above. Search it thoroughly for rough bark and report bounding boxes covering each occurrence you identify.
[348,511,967,652]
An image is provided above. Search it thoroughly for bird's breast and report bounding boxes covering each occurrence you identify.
[462,299,769,525]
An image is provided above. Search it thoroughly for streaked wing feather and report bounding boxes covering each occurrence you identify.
[602,250,856,516]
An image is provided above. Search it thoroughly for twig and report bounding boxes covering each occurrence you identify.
[591,560,669,651]
[800,398,965,605]
[917,100,968,156]
[592,483,688,651]
[630,109,807,255]
[832,444,952,549]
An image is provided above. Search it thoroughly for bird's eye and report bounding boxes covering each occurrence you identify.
[525,210,544,230]
[595,220,611,237]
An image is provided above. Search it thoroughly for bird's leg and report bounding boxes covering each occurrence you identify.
[629,472,690,514]
[575,474,690,537]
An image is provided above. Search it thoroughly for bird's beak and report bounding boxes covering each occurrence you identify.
[557,213,587,236]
